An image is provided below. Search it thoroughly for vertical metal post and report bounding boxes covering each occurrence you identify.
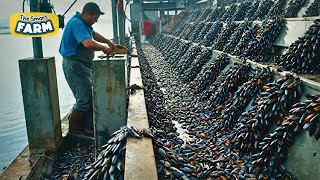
[131,0,142,44]
[166,0,169,16]
[30,0,44,58]
[118,0,126,45]
[112,0,119,44]
[159,11,163,32]
[184,0,188,11]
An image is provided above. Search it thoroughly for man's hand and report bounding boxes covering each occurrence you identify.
[102,47,113,55]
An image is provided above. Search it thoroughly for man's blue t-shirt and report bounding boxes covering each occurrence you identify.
[59,12,95,57]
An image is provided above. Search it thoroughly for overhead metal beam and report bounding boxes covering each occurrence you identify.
[142,2,184,11]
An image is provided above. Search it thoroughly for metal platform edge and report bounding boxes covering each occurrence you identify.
[124,41,158,180]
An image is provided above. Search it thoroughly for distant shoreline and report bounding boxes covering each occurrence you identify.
[0,26,10,34]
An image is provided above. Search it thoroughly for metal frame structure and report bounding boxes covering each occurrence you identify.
[30,0,44,58]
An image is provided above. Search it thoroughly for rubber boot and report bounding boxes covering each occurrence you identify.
[83,110,94,137]
[68,109,86,135]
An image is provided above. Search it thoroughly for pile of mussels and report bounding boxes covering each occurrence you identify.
[246,0,260,21]
[230,1,252,21]
[252,0,274,21]
[200,21,223,47]
[285,0,307,18]
[243,18,285,62]
[140,38,320,179]
[277,20,320,74]
[304,0,320,17]
[212,21,238,50]
[220,4,238,22]
[205,7,225,22]
[266,0,287,18]
[83,126,151,180]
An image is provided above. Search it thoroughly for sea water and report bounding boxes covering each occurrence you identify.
[0,21,114,173]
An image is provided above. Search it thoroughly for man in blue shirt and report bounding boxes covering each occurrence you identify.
[60,2,115,137]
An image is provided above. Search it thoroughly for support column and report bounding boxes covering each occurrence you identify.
[30,0,43,58]
[112,0,119,44]
[118,0,126,45]
[159,11,163,33]
[19,57,61,153]
[92,55,128,148]
[131,0,142,44]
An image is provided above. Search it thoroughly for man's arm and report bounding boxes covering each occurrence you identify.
[82,39,112,54]
[93,32,116,48]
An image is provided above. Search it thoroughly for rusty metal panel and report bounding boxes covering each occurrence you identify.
[92,55,128,148]
[18,57,62,152]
